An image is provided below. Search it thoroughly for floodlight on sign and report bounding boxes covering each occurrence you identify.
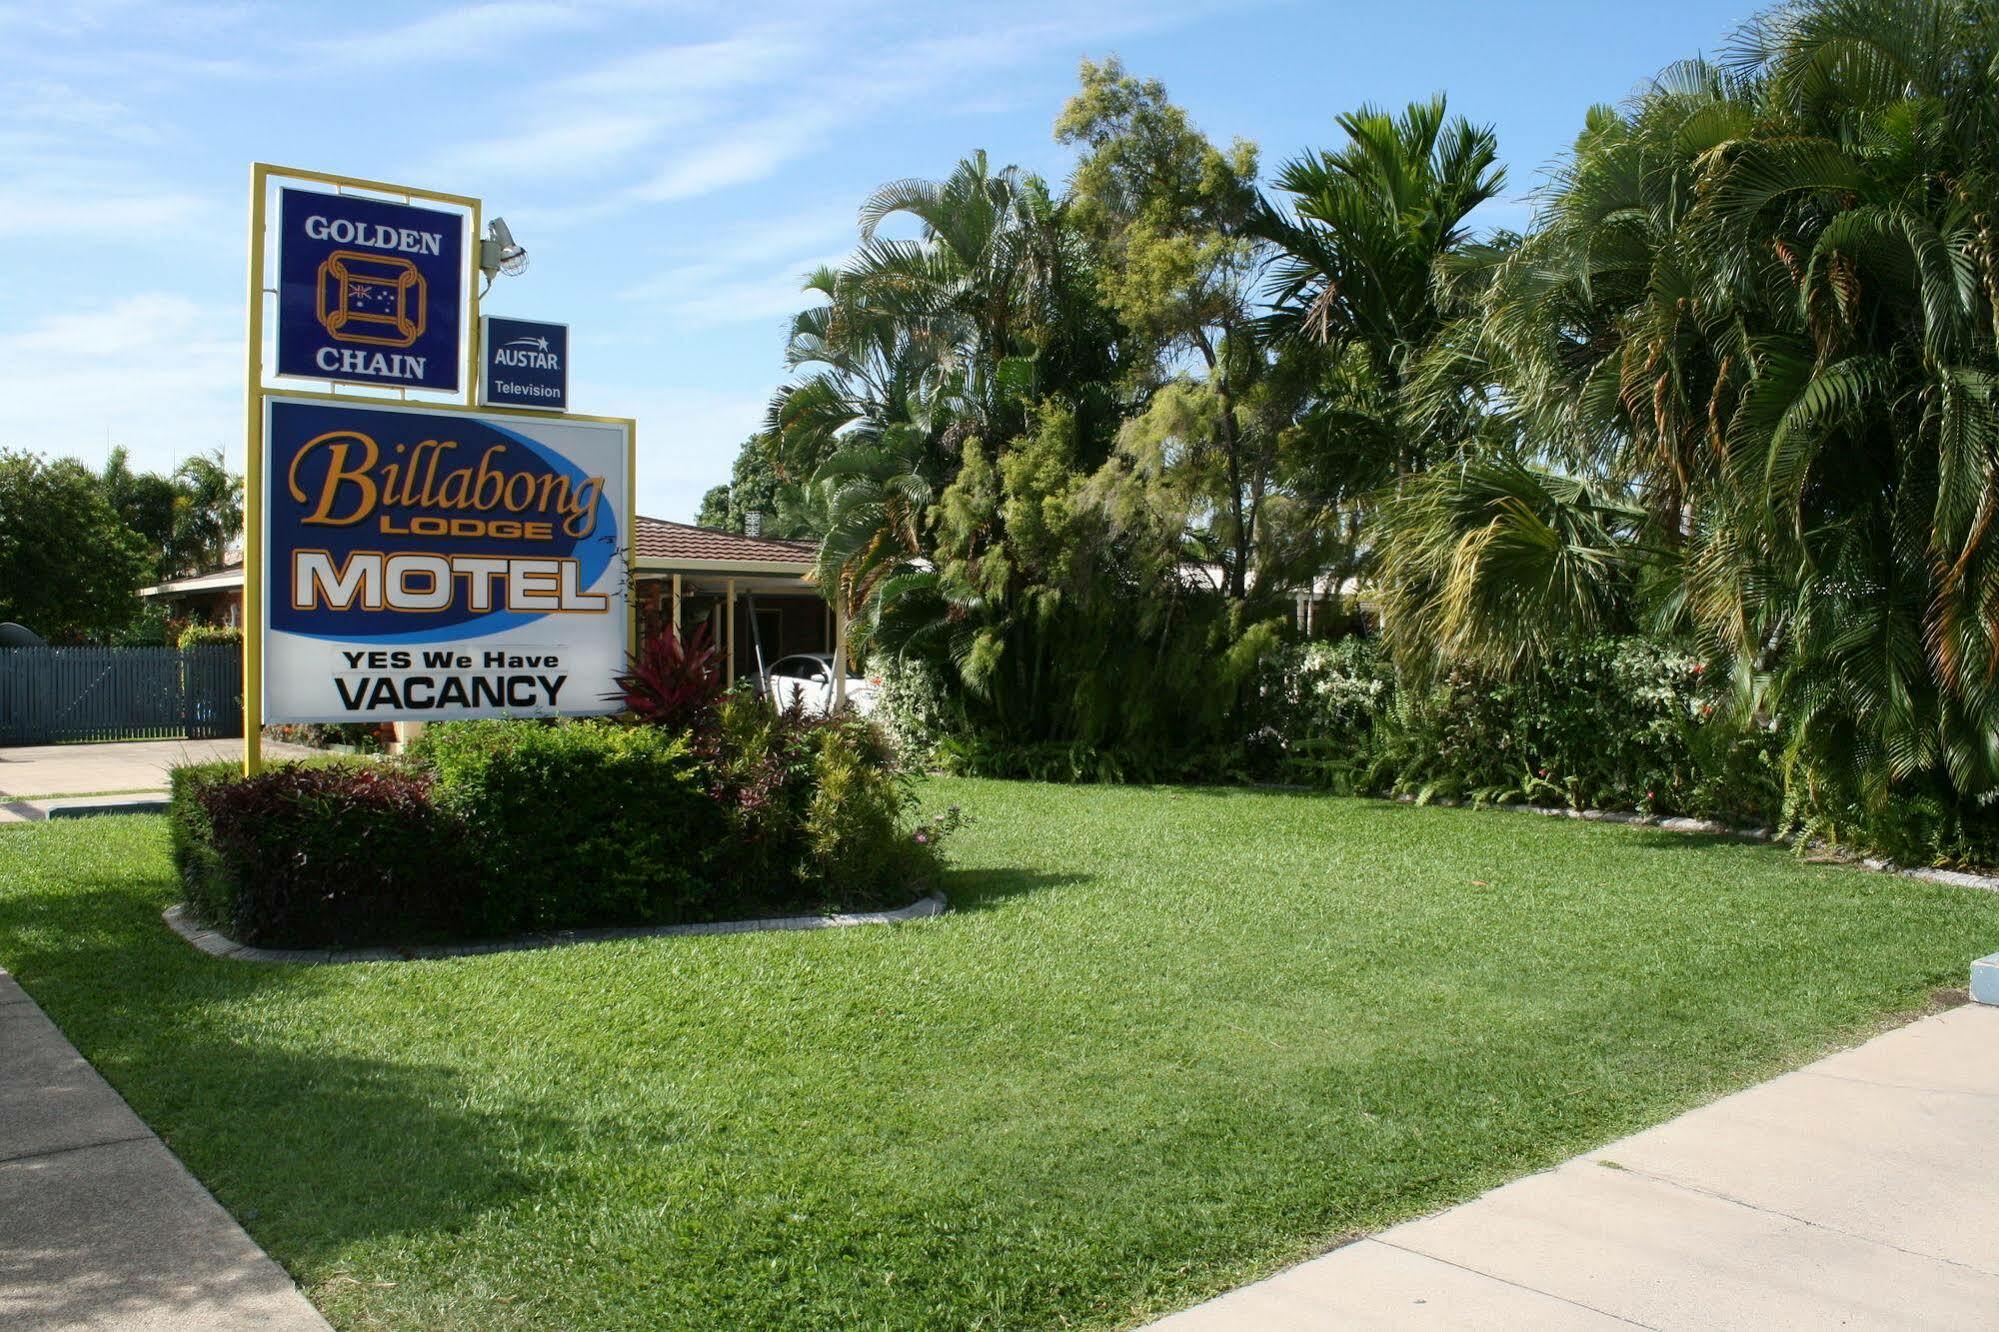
[479,217,529,287]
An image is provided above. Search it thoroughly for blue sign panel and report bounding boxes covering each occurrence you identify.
[481,316,568,410]
[261,395,630,723]
[275,189,465,392]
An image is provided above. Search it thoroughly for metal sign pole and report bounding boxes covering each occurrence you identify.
[242,164,269,776]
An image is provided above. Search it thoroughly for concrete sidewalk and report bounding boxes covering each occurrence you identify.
[0,969,328,1331]
[1157,1002,1999,1330]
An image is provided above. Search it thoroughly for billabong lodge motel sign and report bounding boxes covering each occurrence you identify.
[242,164,634,773]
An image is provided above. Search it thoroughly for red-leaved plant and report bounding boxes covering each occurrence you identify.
[611,622,725,731]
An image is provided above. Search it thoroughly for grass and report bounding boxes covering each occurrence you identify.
[2,779,1996,1329]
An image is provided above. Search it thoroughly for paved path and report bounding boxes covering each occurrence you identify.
[0,739,320,822]
[0,969,328,1331]
[0,738,320,800]
[1157,1002,1999,1330]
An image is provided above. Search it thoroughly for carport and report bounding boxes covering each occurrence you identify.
[629,517,843,694]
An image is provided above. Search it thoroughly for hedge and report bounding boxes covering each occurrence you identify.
[170,710,952,949]
[1266,636,1781,822]
[411,719,722,932]
[171,758,471,948]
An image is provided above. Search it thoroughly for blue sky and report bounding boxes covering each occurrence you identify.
[2,0,1758,523]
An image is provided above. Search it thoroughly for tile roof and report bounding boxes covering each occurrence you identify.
[631,515,817,567]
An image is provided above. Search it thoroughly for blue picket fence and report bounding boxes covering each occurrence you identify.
[0,645,242,746]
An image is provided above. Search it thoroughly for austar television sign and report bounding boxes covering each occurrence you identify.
[275,189,466,392]
[261,395,631,723]
[481,315,568,410]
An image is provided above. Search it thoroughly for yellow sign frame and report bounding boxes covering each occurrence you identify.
[242,163,636,773]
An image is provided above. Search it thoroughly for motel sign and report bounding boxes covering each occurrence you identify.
[244,164,631,760]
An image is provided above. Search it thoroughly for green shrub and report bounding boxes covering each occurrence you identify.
[177,623,243,649]
[113,603,174,646]
[166,713,949,949]
[701,692,827,903]
[413,719,723,931]
[1272,636,1781,823]
[871,654,956,767]
[1257,637,1395,791]
[804,717,942,906]
[1781,768,1999,870]
[167,761,239,927]
[177,760,472,948]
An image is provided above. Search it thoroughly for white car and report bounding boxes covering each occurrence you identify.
[761,653,880,717]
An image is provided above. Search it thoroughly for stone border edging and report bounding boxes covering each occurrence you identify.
[163,893,949,965]
[1388,792,1999,894]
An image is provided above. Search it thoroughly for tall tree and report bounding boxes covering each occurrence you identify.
[168,450,241,575]
[100,447,180,579]
[0,451,152,641]
[1258,95,1506,489]
[1056,57,1275,600]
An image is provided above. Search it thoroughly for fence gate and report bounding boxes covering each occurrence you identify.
[0,645,244,746]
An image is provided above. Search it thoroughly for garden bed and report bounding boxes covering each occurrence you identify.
[168,695,957,949]
[161,893,949,964]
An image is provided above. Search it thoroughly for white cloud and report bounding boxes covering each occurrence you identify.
[399,0,1227,240]
[309,1,592,66]
[638,265,840,331]
[620,200,855,329]
[6,81,163,144]
[422,112,662,181]
[0,293,238,474]
[0,177,212,239]
[632,113,832,202]
[672,200,861,268]
[561,27,810,99]
[407,25,814,187]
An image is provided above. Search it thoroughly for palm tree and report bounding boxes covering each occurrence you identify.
[1427,0,1999,837]
[801,425,937,658]
[1258,95,1506,480]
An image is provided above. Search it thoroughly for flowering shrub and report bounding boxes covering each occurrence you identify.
[869,652,958,767]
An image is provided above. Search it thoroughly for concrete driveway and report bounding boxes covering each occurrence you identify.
[0,739,319,818]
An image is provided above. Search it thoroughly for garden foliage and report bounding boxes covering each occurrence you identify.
[707,2,1999,871]
[176,759,471,947]
[176,623,243,649]
[413,720,721,933]
[611,622,724,731]
[172,703,953,949]
[1267,636,1782,823]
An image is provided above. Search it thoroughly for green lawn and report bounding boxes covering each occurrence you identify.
[2,781,1995,1329]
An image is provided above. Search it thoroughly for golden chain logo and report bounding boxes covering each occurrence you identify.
[316,249,426,348]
